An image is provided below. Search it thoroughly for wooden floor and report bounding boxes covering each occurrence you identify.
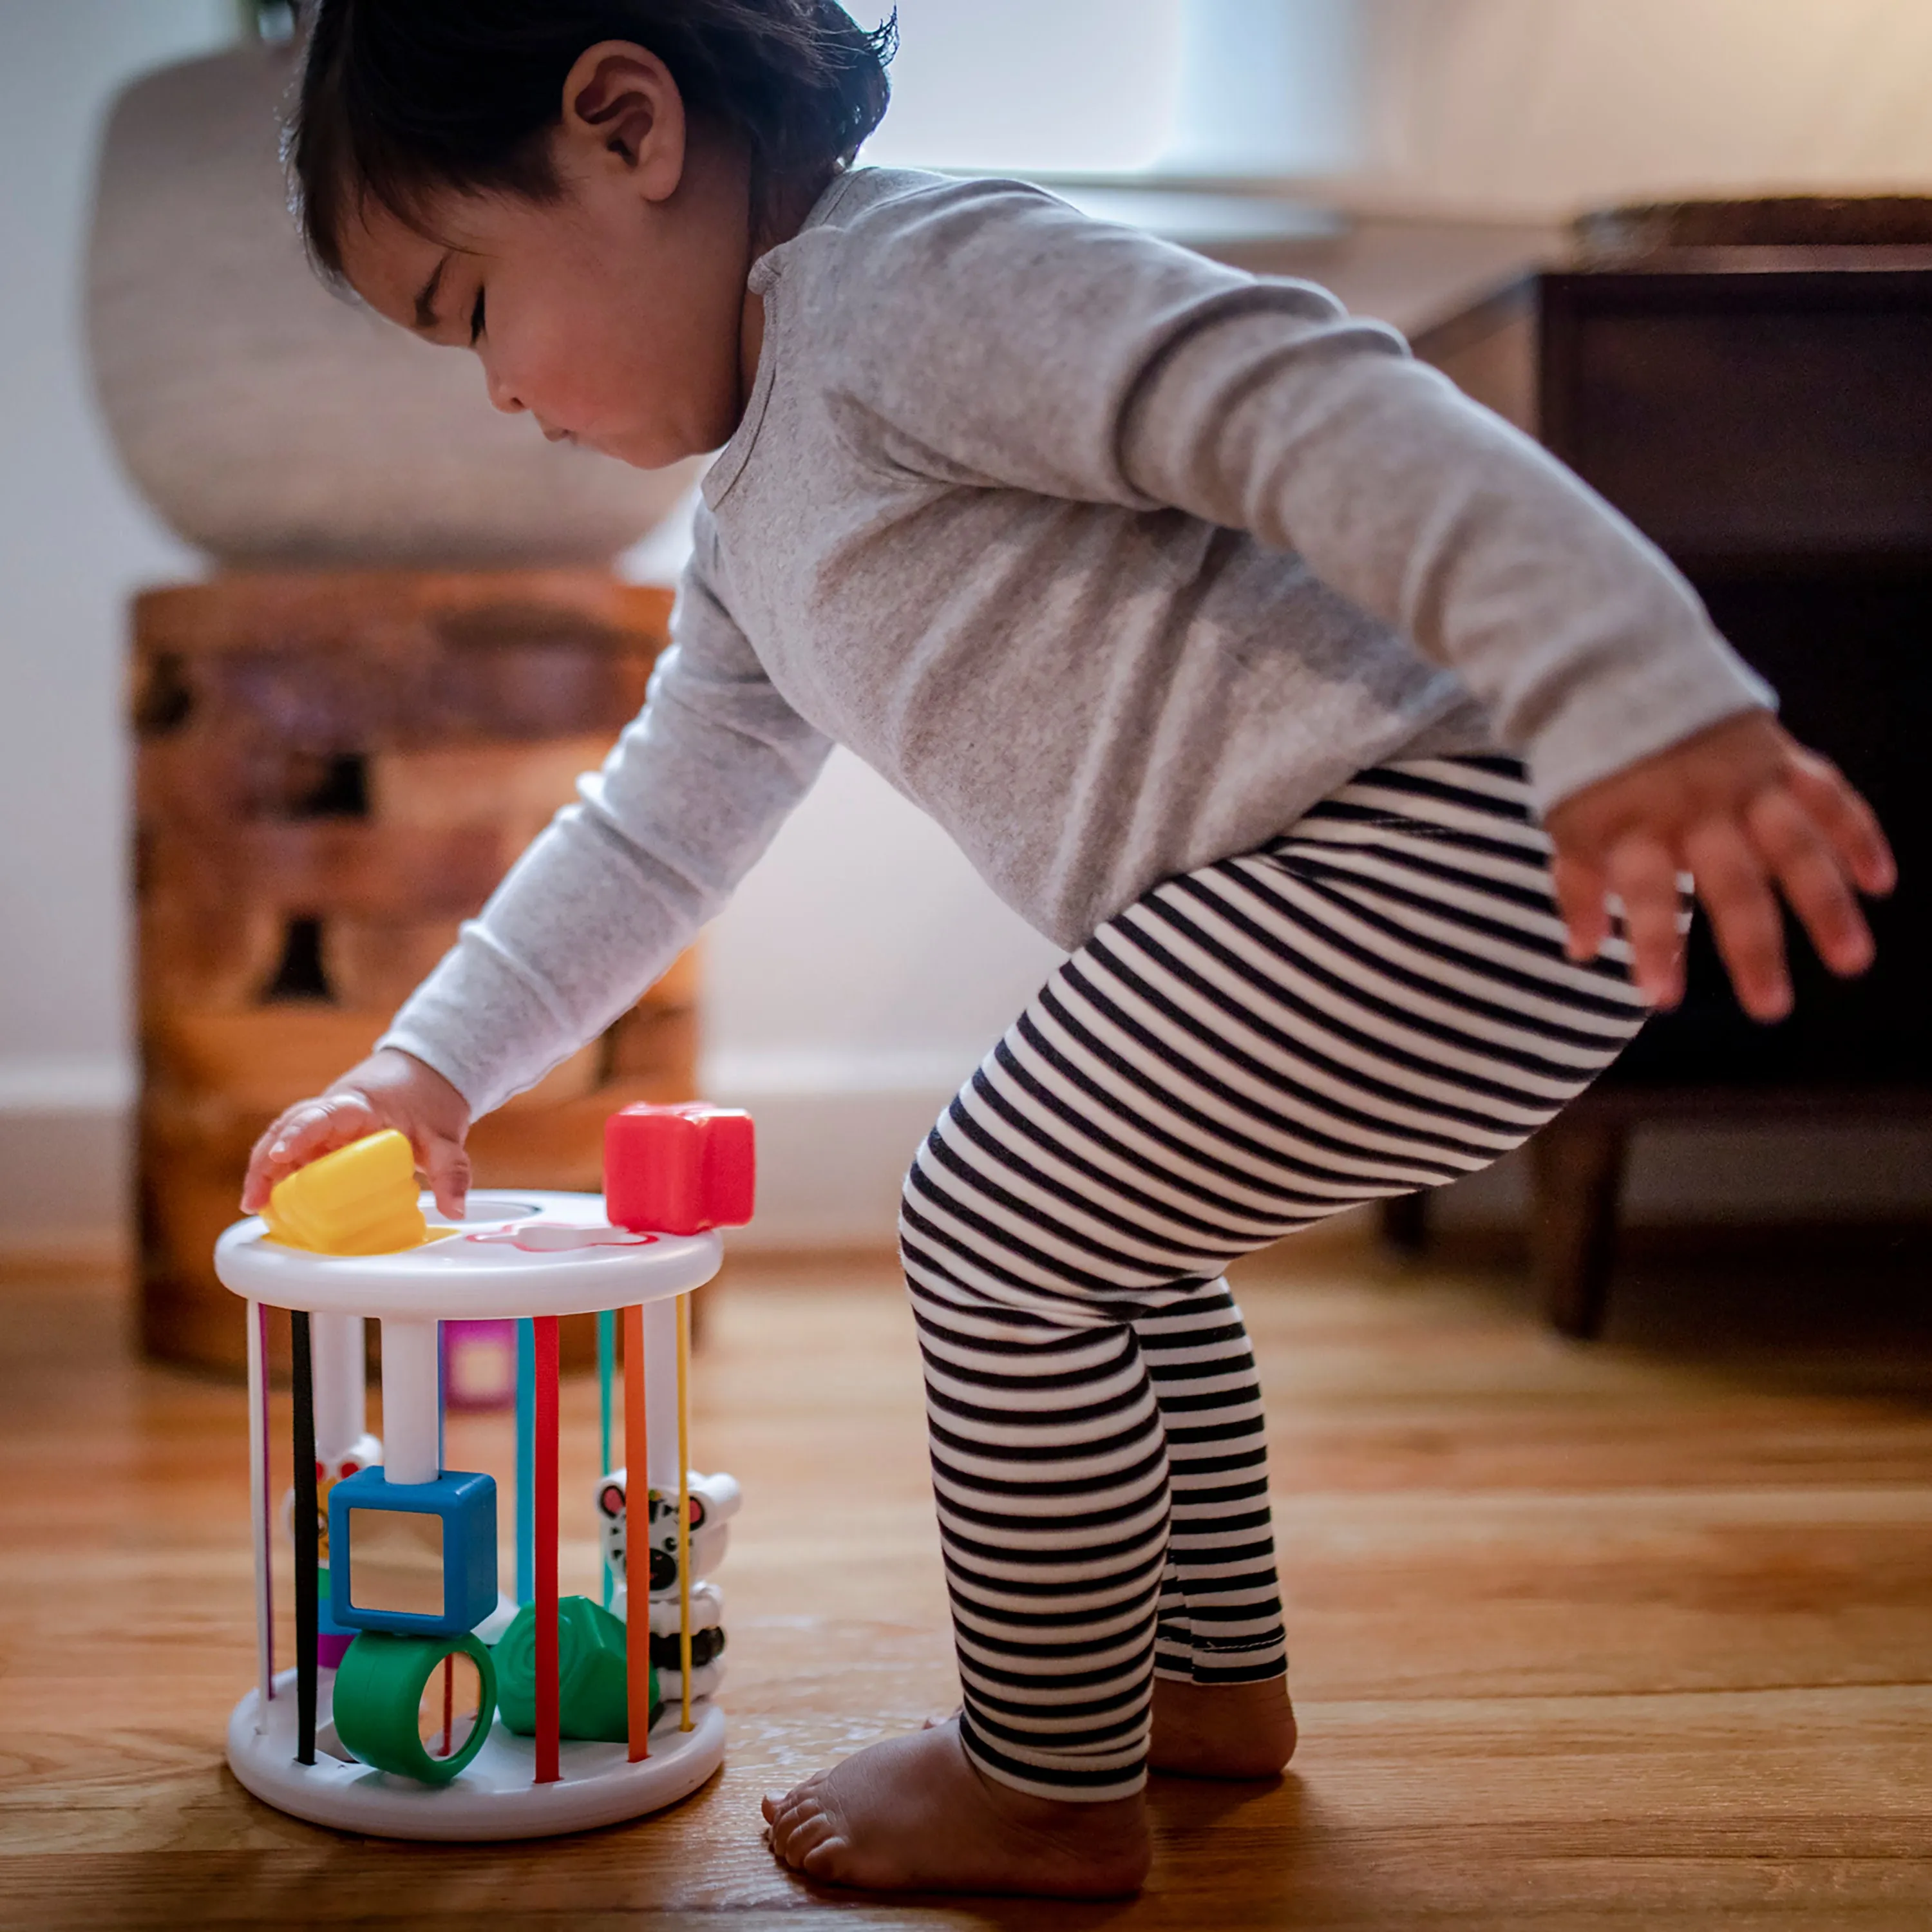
[3,1229,1929,1929]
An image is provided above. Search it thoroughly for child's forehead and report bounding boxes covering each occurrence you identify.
[331,196,450,320]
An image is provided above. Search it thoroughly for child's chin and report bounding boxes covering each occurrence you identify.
[611,434,694,471]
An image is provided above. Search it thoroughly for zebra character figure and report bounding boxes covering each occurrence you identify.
[594,1468,741,1698]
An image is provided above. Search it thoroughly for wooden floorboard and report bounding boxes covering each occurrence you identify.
[2,1235,1928,1929]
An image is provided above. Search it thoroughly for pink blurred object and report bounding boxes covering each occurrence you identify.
[441,1318,519,1412]
[604,1103,755,1236]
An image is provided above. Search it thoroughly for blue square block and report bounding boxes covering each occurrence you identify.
[327,1467,498,1638]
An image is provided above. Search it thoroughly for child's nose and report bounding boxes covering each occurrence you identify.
[484,367,526,415]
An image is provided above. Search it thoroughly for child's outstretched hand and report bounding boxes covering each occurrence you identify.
[242,1048,473,1220]
[1545,709,1896,1022]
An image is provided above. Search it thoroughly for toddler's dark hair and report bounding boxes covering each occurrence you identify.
[289,0,895,277]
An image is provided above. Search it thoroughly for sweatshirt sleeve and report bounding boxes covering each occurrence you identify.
[377,509,833,1118]
[818,178,1772,812]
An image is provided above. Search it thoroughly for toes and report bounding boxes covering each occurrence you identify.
[764,1779,818,1823]
[765,1789,828,1866]
[760,1774,857,1884]
[798,1830,851,1879]
[774,1808,840,1875]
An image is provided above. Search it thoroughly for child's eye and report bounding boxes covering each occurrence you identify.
[468,289,486,345]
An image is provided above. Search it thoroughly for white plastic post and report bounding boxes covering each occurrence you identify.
[379,1318,440,1484]
[641,1298,678,1489]
[310,1312,366,1463]
[245,1300,272,1725]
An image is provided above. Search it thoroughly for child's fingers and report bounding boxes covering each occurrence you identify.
[1549,848,1611,963]
[240,1093,378,1211]
[421,1133,472,1222]
[240,1157,276,1214]
[1681,817,1790,1021]
[1744,785,1875,981]
[243,1105,330,1209]
[271,1093,377,1165]
[1785,756,1897,899]
[1605,833,1687,1009]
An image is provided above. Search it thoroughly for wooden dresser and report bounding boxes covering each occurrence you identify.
[1392,203,1932,1334]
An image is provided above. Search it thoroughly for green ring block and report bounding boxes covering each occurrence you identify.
[495,1594,658,1743]
[331,1630,497,1784]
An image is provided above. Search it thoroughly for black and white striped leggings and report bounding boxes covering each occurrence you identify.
[900,757,1651,1801]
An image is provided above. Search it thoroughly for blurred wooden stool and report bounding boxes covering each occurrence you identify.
[133,571,699,1374]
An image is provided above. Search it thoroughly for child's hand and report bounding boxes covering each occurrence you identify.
[1544,710,1895,1022]
[241,1048,473,1220]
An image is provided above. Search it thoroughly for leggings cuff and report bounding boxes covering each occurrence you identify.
[960,1718,1148,1804]
[1152,1656,1290,1687]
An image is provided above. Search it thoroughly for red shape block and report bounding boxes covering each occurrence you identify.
[605,1104,755,1235]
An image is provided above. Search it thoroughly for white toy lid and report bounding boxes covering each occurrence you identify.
[213,1191,721,1319]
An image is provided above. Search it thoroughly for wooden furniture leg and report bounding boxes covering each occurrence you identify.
[1529,1112,1630,1340]
[1379,1192,1431,1253]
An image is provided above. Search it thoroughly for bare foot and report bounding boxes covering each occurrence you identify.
[1148,1677,1297,1779]
[762,1718,1151,1897]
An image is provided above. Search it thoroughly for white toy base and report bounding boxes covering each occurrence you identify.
[228,1669,724,1841]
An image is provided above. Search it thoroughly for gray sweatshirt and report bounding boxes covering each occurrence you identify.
[382,167,1771,1116]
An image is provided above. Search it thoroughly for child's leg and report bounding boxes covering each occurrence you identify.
[1140,1287,1283,1695]
[766,757,1651,1893]
[1137,1289,1299,1776]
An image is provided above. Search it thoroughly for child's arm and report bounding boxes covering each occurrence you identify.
[242,514,832,1214]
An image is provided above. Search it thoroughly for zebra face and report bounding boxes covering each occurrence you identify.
[593,1468,737,1598]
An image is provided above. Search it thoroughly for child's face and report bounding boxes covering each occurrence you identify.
[336,47,757,471]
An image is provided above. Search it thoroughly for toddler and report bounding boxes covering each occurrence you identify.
[244,0,1893,1898]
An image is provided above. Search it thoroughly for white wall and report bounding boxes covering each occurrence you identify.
[850,0,1364,178]
[5,1,1927,1255]
[1352,0,1932,218]
[701,748,1063,1248]
[0,2,234,1244]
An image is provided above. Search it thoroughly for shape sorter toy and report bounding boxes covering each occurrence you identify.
[214,1106,753,1840]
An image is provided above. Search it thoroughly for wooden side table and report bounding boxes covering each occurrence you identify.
[1524,1087,1930,1339]
[133,571,699,1374]
[1390,209,1932,1336]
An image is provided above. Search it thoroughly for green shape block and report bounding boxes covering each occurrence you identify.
[495,1593,659,1743]
[331,1630,497,1785]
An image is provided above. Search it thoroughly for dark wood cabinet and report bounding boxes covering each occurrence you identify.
[1522,259,1932,1332]
[1396,228,1932,1332]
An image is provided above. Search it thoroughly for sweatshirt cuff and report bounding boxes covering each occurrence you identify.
[375,930,580,1119]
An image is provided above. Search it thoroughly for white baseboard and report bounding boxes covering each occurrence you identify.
[0,1104,131,1258]
[0,1065,954,1258]
[709,1084,947,1252]
[0,1053,133,1112]
[8,1077,1925,1262]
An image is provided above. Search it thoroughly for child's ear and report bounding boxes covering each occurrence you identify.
[559,40,687,202]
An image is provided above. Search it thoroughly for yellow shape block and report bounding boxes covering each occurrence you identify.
[262,1129,428,1256]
